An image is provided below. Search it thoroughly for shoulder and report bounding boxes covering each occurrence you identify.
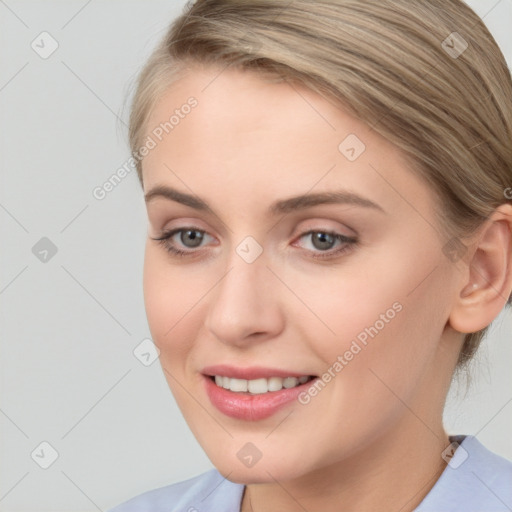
[416,435,512,511]
[107,468,245,512]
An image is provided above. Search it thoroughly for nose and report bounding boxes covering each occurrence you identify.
[204,255,285,347]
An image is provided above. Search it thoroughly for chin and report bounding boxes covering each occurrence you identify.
[218,464,298,485]
[209,450,311,485]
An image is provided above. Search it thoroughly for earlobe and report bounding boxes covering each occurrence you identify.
[448,204,512,334]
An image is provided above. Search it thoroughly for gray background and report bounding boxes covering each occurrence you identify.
[1,1,511,510]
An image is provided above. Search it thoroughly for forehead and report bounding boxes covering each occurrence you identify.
[141,65,436,224]
[144,65,378,173]
[144,64,340,149]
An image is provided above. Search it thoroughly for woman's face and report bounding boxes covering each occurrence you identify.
[141,65,462,483]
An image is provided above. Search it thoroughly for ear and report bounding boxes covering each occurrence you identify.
[448,204,512,334]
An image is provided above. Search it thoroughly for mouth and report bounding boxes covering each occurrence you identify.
[207,374,316,394]
[201,365,319,420]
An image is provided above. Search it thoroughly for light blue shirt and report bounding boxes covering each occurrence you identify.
[108,435,512,511]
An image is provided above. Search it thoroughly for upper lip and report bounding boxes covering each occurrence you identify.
[202,364,315,380]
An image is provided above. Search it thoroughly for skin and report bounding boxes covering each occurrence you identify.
[140,64,512,512]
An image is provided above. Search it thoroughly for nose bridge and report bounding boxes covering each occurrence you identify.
[218,231,269,302]
[204,242,283,344]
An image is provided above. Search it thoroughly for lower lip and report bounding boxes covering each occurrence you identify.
[203,375,317,421]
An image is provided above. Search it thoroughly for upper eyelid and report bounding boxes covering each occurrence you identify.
[158,216,357,236]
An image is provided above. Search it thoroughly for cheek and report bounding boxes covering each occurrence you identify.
[142,246,201,364]
[300,242,450,393]
[327,287,448,442]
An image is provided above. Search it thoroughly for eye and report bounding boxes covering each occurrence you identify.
[151,227,357,260]
[152,227,213,257]
[294,230,357,260]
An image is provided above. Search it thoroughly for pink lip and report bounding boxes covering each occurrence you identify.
[202,371,318,421]
[201,364,313,380]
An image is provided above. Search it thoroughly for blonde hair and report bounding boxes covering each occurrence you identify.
[128,0,512,368]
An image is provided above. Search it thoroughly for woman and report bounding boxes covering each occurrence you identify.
[110,0,512,510]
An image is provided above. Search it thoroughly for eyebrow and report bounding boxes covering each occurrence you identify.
[144,185,385,215]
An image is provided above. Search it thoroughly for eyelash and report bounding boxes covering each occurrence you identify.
[152,227,357,261]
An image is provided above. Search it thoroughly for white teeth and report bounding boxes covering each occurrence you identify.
[267,377,283,392]
[212,375,312,393]
[283,377,299,388]
[248,378,268,394]
[229,378,248,392]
